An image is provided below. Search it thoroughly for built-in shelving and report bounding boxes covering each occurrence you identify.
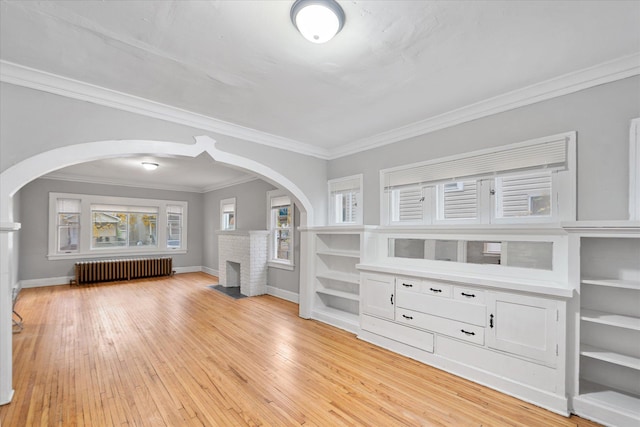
[310,229,363,333]
[580,344,640,370]
[581,309,640,331]
[581,278,640,290]
[573,229,640,427]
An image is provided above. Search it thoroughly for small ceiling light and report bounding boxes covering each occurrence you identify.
[141,162,159,171]
[291,0,345,44]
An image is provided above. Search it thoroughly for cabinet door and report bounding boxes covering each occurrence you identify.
[486,292,558,366]
[361,274,395,320]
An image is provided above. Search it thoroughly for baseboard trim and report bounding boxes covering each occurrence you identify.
[20,276,73,288]
[267,286,299,304]
[0,389,14,406]
[172,266,203,274]
[201,266,219,277]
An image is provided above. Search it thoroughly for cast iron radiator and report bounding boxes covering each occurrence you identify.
[74,257,173,285]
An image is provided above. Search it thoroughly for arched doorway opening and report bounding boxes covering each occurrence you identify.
[0,135,313,405]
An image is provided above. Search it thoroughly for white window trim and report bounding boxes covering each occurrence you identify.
[220,197,236,231]
[630,118,640,221]
[266,189,295,270]
[48,192,188,260]
[328,174,363,226]
[380,132,577,226]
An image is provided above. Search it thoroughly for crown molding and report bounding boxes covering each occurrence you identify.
[41,171,258,194]
[0,60,330,160]
[2,54,638,162]
[329,53,640,159]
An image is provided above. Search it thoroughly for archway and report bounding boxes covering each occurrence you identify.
[0,135,314,405]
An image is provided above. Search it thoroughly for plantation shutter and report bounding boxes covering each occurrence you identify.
[441,181,478,220]
[392,186,424,222]
[496,173,552,218]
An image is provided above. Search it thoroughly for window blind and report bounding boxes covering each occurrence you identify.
[270,195,291,208]
[57,198,81,213]
[384,136,567,189]
[221,203,235,213]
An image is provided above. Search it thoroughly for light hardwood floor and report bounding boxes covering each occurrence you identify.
[2,272,600,427]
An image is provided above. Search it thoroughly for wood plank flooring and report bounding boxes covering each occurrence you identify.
[2,272,600,426]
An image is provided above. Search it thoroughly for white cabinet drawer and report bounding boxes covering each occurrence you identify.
[453,286,485,304]
[419,279,452,298]
[395,277,421,291]
[396,308,485,345]
[361,314,434,353]
[396,289,486,326]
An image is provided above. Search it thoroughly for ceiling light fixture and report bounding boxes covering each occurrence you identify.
[291,0,345,44]
[141,162,159,171]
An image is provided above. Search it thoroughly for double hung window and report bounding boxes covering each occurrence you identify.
[328,175,362,225]
[382,132,575,225]
[268,191,294,267]
[220,198,236,231]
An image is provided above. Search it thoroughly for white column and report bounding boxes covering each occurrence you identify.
[0,221,20,405]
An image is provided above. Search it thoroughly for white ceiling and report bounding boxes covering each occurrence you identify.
[2,0,639,190]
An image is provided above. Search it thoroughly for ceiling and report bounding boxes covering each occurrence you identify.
[2,0,639,191]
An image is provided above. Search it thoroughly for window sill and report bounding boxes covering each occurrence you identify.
[48,249,187,261]
[268,260,295,271]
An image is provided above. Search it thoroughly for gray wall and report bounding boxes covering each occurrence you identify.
[328,76,640,223]
[18,179,204,281]
[1,82,327,226]
[203,179,301,295]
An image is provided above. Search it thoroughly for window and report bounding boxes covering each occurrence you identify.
[49,193,187,259]
[381,132,576,225]
[167,205,183,249]
[494,172,552,219]
[328,175,362,225]
[56,198,80,253]
[437,180,479,222]
[220,198,236,231]
[91,205,158,248]
[268,191,294,267]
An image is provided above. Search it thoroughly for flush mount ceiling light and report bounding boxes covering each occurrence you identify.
[141,162,159,171]
[291,0,345,44]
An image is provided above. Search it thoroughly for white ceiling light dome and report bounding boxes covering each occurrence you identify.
[291,0,345,44]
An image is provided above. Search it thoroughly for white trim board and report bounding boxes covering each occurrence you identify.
[267,286,300,304]
[20,276,73,288]
[2,54,639,161]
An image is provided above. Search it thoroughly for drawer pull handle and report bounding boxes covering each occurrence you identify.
[402,314,413,320]
[429,288,442,293]
[461,292,475,298]
[390,294,394,305]
[489,314,494,328]
[402,283,413,287]
[460,329,475,336]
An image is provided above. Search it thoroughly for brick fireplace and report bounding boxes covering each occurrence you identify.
[217,230,269,297]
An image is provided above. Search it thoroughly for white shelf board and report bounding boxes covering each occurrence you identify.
[311,307,359,334]
[575,380,640,422]
[582,278,640,291]
[316,271,360,285]
[316,287,359,302]
[581,309,640,331]
[581,345,640,370]
[316,249,361,259]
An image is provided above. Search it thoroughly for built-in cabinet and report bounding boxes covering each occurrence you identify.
[304,224,640,424]
[567,224,640,427]
[359,269,568,414]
